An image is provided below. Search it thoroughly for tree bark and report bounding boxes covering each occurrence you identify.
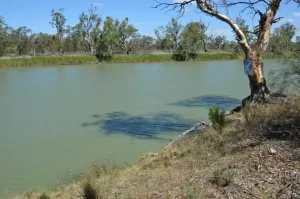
[203,40,208,52]
[245,0,283,103]
[247,58,270,102]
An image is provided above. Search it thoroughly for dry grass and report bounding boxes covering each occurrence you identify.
[13,97,300,199]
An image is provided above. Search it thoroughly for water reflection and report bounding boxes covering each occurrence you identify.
[82,112,198,140]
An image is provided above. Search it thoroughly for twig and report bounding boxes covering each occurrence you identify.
[275,183,292,198]
[233,182,260,199]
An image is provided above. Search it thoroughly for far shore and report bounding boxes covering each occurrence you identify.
[0,52,292,68]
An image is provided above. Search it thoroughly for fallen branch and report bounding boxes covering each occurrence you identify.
[165,121,209,149]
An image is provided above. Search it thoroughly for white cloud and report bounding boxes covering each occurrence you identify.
[90,2,103,6]
[293,12,300,17]
[284,18,295,23]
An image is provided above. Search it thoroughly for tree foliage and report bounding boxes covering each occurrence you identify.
[0,16,13,56]
[79,5,102,55]
[12,26,32,55]
[269,22,297,52]
[270,53,300,92]
[117,17,138,54]
[179,22,205,60]
[50,8,66,54]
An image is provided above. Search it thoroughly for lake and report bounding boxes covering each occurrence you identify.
[0,60,282,198]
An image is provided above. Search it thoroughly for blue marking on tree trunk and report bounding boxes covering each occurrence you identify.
[244,59,252,75]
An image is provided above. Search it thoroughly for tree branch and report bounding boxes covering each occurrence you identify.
[195,0,252,58]
[155,0,253,58]
[272,17,284,23]
[254,0,283,59]
[152,0,195,17]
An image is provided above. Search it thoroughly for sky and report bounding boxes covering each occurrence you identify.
[0,0,300,40]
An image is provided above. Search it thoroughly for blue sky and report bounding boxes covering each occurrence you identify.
[0,0,300,40]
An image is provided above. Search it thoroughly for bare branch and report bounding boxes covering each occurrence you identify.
[272,16,284,23]
[195,0,253,58]
[152,0,195,17]
[155,0,286,60]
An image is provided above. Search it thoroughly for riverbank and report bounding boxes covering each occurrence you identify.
[14,97,300,199]
[0,52,295,68]
[0,53,240,68]
[0,52,289,68]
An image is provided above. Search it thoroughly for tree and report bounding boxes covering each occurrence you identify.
[0,16,13,56]
[12,26,32,55]
[179,22,204,60]
[269,33,286,52]
[79,5,102,55]
[154,26,172,51]
[71,24,83,52]
[199,20,211,52]
[139,35,155,51]
[63,25,73,53]
[276,22,296,51]
[155,0,292,103]
[30,33,57,55]
[50,8,66,54]
[101,16,119,56]
[277,22,296,41]
[214,35,226,52]
[166,18,183,51]
[117,17,138,55]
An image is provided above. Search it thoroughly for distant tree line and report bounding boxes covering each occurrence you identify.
[0,5,298,58]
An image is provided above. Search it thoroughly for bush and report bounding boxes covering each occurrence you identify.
[39,192,50,199]
[210,168,235,187]
[208,106,226,133]
[81,180,100,199]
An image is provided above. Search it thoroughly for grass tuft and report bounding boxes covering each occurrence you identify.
[210,168,236,187]
[208,106,226,133]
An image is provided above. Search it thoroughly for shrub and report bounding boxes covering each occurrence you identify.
[210,168,235,187]
[39,192,50,199]
[208,106,226,133]
[81,180,100,199]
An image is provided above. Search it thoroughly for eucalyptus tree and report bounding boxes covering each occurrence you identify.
[31,33,57,55]
[139,35,155,50]
[71,24,83,52]
[214,35,226,52]
[276,22,296,51]
[79,5,102,55]
[63,25,73,53]
[155,0,295,103]
[199,20,210,52]
[0,16,13,56]
[180,22,204,60]
[117,17,138,55]
[269,22,297,52]
[101,16,119,56]
[166,18,183,51]
[12,26,32,55]
[154,26,173,51]
[50,8,66,54]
